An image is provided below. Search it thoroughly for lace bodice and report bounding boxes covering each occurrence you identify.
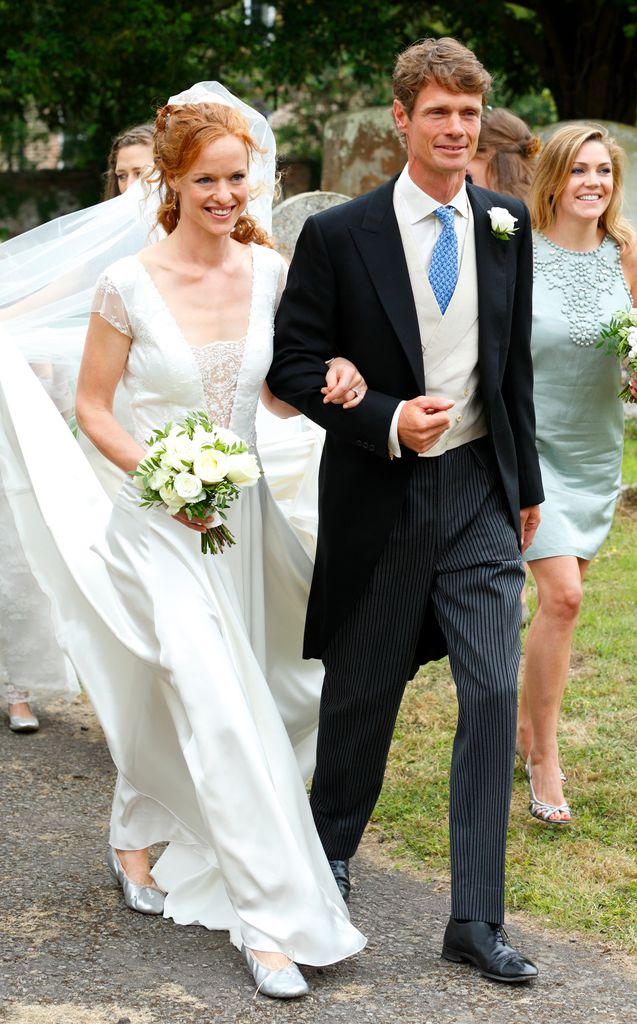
[192,339,247,438]
[91,245,287,450]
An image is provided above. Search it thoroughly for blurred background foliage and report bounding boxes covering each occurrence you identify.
[0,0,634,169]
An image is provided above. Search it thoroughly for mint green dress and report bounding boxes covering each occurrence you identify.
[525,233,631,562]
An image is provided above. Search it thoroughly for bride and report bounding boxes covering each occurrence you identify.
[0,84,366,998]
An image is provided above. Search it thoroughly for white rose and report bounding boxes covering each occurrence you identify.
[192,425,218,448]
[148,466,173,490]
[173,472,205,501]
[159,482,186,510]
[627,326,637,348]
[488,206,518,235]
[213,426,243,449]
[226,452,261,487]
[193,448,229,483]
[163,431,196,469]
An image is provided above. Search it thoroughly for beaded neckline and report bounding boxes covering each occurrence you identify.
[533,232,630,348]
[536,232,609,256]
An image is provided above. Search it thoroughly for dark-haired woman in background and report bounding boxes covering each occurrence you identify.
[103,124,154,199]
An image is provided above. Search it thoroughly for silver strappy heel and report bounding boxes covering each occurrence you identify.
[526,761,571,825]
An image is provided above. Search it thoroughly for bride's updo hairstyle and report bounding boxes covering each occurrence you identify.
[152,101,273,246]
[530,122,636,251]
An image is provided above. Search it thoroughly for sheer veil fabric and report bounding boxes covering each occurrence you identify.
[0,85,362,963]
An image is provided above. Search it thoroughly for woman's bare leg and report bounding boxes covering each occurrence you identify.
[518,555,589,821]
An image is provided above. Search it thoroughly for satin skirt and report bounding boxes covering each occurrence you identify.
[0,337,364,964]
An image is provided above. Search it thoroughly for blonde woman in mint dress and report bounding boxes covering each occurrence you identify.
[516,124,637,824]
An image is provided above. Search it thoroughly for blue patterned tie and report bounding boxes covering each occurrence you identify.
[428,205,458,314]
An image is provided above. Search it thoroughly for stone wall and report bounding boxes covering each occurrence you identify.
[0,171,102,239]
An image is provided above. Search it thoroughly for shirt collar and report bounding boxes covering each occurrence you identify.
[395,164,469,224]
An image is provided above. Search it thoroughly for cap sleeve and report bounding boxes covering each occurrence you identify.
[91,274,133,338]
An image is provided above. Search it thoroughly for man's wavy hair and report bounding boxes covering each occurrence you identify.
[393,37,492,117]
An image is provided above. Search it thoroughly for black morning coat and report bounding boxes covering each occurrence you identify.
[267,176,544,668]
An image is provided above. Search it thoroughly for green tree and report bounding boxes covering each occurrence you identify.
[260,0,637,123]
[0,0,255,169]
[1,0,636,172]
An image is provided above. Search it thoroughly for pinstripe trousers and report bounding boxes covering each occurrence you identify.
[309,438,524,924]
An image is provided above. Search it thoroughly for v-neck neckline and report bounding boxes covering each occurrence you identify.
[134,244,256,352]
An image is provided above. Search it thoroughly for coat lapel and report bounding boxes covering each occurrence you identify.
[467,183,509,396]
[349,178,425,393]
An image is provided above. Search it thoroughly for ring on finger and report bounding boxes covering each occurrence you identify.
[351,388,359,398]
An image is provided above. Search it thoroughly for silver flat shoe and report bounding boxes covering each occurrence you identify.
[9,711,39,733]
[106,847,165,915]
[241,945,309,999]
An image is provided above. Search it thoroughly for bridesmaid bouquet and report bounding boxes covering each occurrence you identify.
[133,410,261,554]
[598,308,637,402]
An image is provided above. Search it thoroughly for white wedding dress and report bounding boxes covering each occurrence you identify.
[0,482,78,702]
[0,240,364,964]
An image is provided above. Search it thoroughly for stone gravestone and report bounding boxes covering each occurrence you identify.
[321,107,403,197]
[537,120,637,226]
[272,190,351,263]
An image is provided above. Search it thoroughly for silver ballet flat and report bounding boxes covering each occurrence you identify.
[8,710,39,733]
[241,945,309,999]
[106,847,165,915]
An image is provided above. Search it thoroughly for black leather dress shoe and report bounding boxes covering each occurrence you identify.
[328,859,350,903]
[442,918,538,983]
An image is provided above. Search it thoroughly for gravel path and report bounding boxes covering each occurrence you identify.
[1,697,635,1024]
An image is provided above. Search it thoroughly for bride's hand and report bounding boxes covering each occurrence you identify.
[321,357,367,409]
[172,510,218,533]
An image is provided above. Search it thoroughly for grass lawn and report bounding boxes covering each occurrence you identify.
[373,420,637,952]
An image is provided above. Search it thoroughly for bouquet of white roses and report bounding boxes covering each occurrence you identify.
[133,410,261,554]
[598,307,637,402]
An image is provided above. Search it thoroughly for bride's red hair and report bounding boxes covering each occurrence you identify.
[151,102,273,246]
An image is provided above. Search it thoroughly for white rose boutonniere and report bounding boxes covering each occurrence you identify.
[488,207,518,241]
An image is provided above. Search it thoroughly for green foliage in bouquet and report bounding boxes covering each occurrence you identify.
[132,410,261,555]
[597,307,637,402]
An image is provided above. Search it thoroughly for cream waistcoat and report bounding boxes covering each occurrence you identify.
[393,188,486,458]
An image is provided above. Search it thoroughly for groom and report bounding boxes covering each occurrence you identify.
[268,37,543,983]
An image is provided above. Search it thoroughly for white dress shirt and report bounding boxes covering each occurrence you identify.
[388,166,484,458]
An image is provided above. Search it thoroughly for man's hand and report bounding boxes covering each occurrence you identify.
[520,505,541,552]
[397,395,454,453]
